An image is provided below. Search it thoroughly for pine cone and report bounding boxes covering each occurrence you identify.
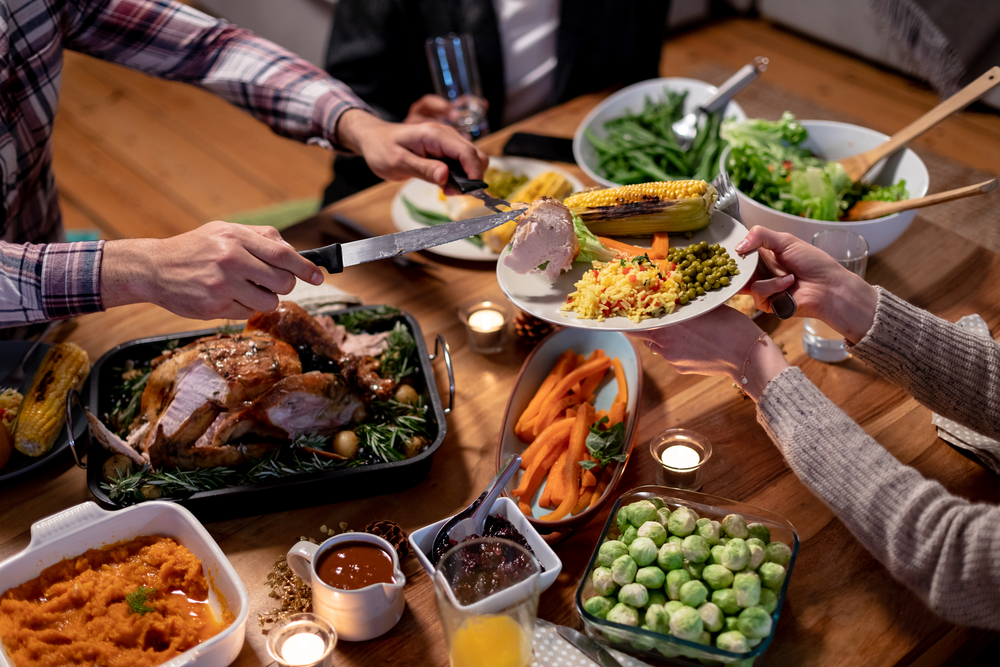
[513,310,555,346]
[364,520,409,560]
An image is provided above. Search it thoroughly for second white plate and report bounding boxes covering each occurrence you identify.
[496,210,757,332]
[390,157,584,262]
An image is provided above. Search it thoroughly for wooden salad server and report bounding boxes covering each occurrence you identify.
[837,66,1000,182]
[843,179,997,221]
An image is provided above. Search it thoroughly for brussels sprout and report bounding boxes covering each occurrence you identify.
[703,564,735,590]
[647,590,667,608]
[636,566,666,589]
[666,569,691,600]
[724,615,740,632]
[747,543,766,571]
[721,514,749,539]
[758,588,778,614]
[629,537,659,567]
[716,630,749,653]
[645,603,671,633]
[682,535,711,563]
[667,535,684,546]
[648,497,666,510]
[765,541,792,567]
[747,638,762,648]
[733,571,761,608]
[710,544,725,565]
[592,566,618,596]
[737,607,772,639]
[638,521,668,547]
[657,542,684,571]
[758,562,786,591]
[683,559,706,580]
[711,588,740,615]
[617,506,632,534]
[664,600,685,616]
[669,605,704,641]
[598,540,630,567]
[611,554,638,585]
[698,602,724,633]
[745,537,766,551]
[695,517,711,530]
[679,580,708,607]
[657,643,681,659]
[719,536,730,546]
[697,520,723,546]
[746,523,771,544]
[667,506,698,537]
[628,500,658,527]
[584,595,615,619]
[607,602,640,627]
[621,525,639,546]
[619,583,650,608]
[721,538,750,572]
[655,507,672,527]
[696,630,712,646]
[631,627,657,651]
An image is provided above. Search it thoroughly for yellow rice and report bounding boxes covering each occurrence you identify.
[561,256,680,323]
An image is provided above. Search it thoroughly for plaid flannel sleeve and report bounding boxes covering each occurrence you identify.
[0,241,105,327]
[62,0,373,150]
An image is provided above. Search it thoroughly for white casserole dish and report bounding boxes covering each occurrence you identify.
[0,501,248,667]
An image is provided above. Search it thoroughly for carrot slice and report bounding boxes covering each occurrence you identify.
[534,356,612,436]
[539,482,553,508]
[651,232,671,260]
[518,501,533,516]
[516,350,578,443]
[540,403,592,521]
[598,236,650,258]
[511,418,573,498]
[608,399,626,426]
[588,466,615,510]
[572,489,595,515]
[548,448,570,506]
[611,357,628,406]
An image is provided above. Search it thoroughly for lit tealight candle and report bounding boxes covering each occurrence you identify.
[281,633,326,666]
[660,445,700,470]
[468,308,505,333]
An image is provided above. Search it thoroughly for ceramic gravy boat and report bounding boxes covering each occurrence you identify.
[287,533,406,641]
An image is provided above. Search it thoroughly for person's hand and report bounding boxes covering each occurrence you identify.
[628,306,790,401]
[404,94,490,125]
[336,108,488,189]
[101,222,323,320]
[736,226,877,343]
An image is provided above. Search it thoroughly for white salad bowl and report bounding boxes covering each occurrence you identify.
[574,77,748,188]
[0,501,248,667]
[720,120,930,255]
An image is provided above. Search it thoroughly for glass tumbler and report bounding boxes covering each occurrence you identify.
[802,230,869,362]
[425,34,489,139]
[434,538,540,667]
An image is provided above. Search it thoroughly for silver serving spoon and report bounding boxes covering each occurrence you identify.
[672,57,768,150]
[430,454,522,563]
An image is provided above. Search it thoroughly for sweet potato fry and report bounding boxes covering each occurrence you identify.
[540,403,592,521]
[547,448,570,506]
[515,350,577,442]
[534,356,612,436]
[588,466,615,510]
[572,489,595,514]
[611,358,628,406]
[608,399,626,426]
[511,418,572,498]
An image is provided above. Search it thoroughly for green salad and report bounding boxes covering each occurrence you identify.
[721,112,908,221]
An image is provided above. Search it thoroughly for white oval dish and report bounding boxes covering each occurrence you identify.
[574,77,748,188]
[0,501,248,667]
[390,156,584,262]
[496,210,757,332]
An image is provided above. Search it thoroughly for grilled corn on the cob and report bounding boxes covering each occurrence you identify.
[14,342,90,457]
[482,171,575,252]
[564,180,716,235]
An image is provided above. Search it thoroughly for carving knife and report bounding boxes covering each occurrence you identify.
[299,207,523,273]
[555,624,625,667]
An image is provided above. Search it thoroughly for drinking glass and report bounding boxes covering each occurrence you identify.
[802,230,869,362]
[434,538,539,667]
[425,34,489,139]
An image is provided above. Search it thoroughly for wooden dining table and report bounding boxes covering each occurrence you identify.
[2,91,999,667]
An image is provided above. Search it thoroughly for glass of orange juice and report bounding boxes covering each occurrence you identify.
[433,537,541,667]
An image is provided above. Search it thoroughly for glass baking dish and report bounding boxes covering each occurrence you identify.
[574,485,799,664]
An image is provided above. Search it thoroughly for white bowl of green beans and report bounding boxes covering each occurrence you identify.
[574,78,747,188]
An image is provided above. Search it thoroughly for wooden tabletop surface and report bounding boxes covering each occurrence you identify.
[2,93,999,667]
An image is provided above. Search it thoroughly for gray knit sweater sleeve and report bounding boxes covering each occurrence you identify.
[756,289,1000,629]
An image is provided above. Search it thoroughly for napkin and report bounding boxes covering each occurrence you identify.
[531,620,653,667]
[931,314,1000,474]
[285,279,361,315]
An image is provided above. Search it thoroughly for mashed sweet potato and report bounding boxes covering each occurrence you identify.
[0,535,233,667]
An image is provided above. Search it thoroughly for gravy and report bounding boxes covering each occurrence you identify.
[316,541,394,590]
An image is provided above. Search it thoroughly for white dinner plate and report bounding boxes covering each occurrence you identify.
[390,157,584,262]
[496,210,758,332]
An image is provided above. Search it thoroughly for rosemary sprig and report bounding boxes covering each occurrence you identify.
[379,321,417,382]
[126,586,156,615]
[334,306,401,334]
[106,368,150,438]
[101,464,239,504]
